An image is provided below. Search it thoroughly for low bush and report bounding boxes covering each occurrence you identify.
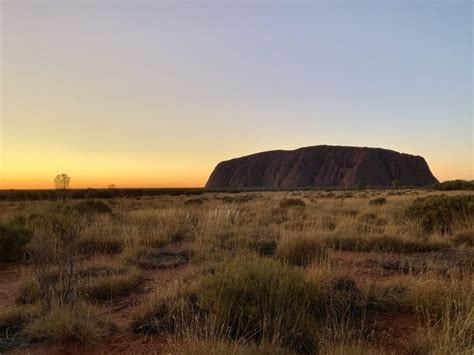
[184,198,204,205]
[314,276,367,324]
[221,195,254,204]
[249,238,278,256]
[80,268,143,302]
[16,279,41,305]
[127,246,191,269]
[133,258,318,353]
[434,180,474,191]
[131,283,200,335]
[0,306,39,335]
[198,258,318,352]
[451,231,474,247]
[406,195,474,234]
[23,304,114,344]
[368,276,473,321]
[279,198,306,209]
[276,236,328,266]
[77,235,123,254]
[406,278,473,320]
[16,264,140,305]
[71,200,113,215]
[368,197,387,206]
[133,257,381,353]
[0,222,33,262]
[366,282,410,313]
[325,234,449,253]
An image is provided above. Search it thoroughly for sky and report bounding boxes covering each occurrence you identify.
[0,0,472,189]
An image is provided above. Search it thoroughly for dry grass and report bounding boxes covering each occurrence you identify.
[0,189,472,353]
[23,304,114,344]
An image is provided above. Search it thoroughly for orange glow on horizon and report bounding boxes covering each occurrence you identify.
[0,166,471,190]
[0,175,208,190]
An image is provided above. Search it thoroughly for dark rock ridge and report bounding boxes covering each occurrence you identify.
[205,145,438,188]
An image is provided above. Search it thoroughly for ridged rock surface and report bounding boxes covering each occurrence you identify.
[205,145,438,188]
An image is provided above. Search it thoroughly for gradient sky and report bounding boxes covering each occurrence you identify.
[1,0,472,188]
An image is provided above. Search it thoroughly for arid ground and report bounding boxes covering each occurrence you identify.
[0,189,472,354]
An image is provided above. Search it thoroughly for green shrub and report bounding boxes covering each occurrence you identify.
[279,198,306,209]
[368,197,387,206]
[276,236,327,266]
[406,195,474,234]
[0,222,33,262]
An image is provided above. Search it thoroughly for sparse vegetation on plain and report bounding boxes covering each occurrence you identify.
[0,189,472,353]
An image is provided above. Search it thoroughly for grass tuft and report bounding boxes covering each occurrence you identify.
[276,236,327,266]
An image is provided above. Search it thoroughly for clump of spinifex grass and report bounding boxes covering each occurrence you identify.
[279,198,306,209]
[276,235,328,266]
[368,197,387,206]
[406,195,474,234]
[80,267,143,302]
[0,220,32,262]
[132,257,376,353]
[451,230,474,247]
[132,257,319,352]
[0,305,40,336]
[371,275,474,354]
[324,234,450,253]
[16,263,144,305]
[23,303,115,345]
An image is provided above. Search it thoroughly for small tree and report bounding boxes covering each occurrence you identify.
[392,180,401,188]
[54,173,71,203]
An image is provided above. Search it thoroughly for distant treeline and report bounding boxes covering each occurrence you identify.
[0,188,205,201]
[0,180,471,201]
[433,180,474,191]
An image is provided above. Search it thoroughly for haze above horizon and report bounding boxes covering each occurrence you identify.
[1,0,472,188]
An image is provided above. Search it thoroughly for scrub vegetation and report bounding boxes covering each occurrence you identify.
[0,189,472,354]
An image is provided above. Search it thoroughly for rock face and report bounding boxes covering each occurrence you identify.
[205,145,438,189]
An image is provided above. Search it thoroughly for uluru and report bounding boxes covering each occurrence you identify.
[205,145,438,189]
